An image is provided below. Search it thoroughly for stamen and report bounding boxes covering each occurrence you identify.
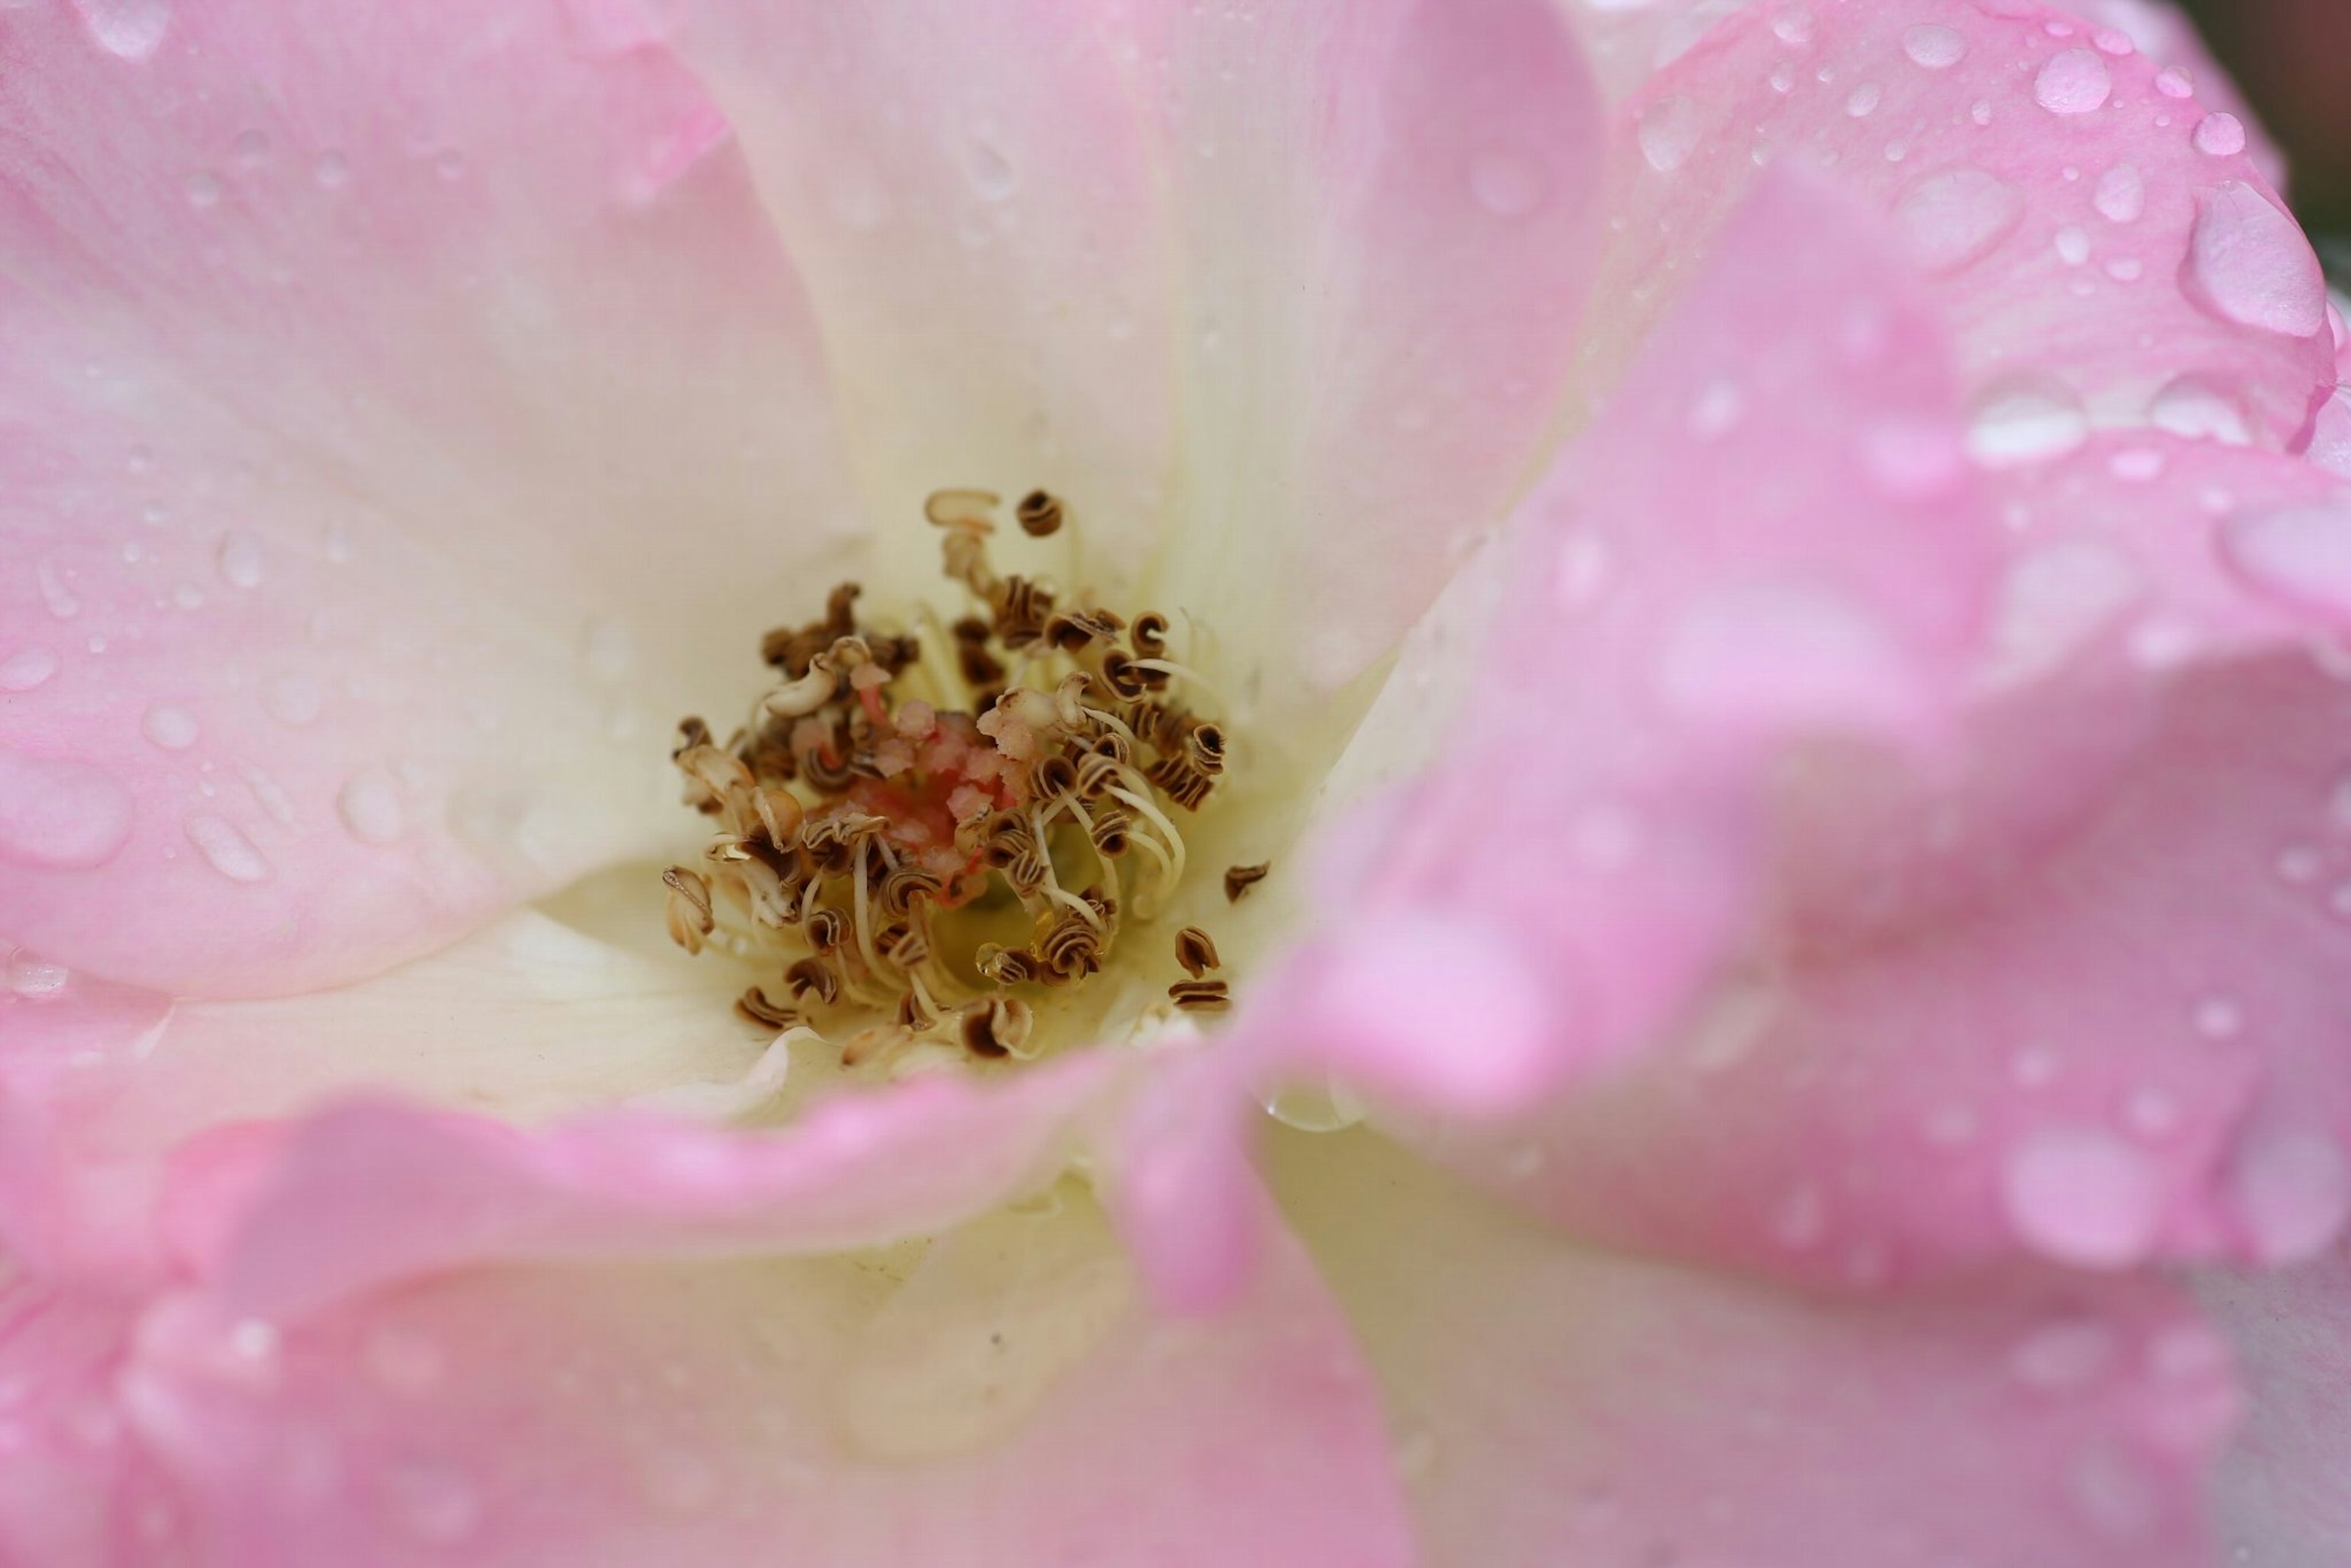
[662,865,714,955]
[1174,926,1221,978]
[1223,862,1269,901]
[1015,489,1065,538]
[1169,979,1232,1012]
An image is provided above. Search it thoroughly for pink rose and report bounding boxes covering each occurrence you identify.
[3,0,2347,1562]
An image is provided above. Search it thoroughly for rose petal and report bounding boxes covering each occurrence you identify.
[1584,0,2333,451]
[0,1,860,996]
[1273,1125,2240,1568]
[116,1185,1411,1566]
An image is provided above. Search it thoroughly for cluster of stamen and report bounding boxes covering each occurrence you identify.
[662,488,1247,1071]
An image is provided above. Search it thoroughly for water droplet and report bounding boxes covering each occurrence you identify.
[1689,380,1745,440]
[36,558,80,619]
[76,0,170,61]
[0,647,58,692]
[2192,996,2243,1040]
[312,148,350,189]
[2001,1125,2164,1267]
[141,703,199,751]
[1468,149,1547,218]
[2124,1086,2183,1139]
[0,748,134,869]
[2192,112,2247,157]
[231,128,270,169]
[260,673,323,726]
[1967,377,2089,466]
[2231,1130,2351,1262]
[337,769,405,845]
[2150,377,2250,445]
[181,169,219,208]
[2093,163,2145,223]
[432,149,467,181]
[1902,23,1966,69]
[1771,7,1814,46]
[2034,48,2113,115]
[183,811,271,883]
[2218,501,2351,617]
[2184,182,2327,338]
[961,133,1015,201]
[216,531,266,588]
[1845,82,1882,118]
[1637,96,1700,173]
[2109,446,2166,482]
[2154,64,2194,99]
[2009,1319,2118,1389]
[1658,583,1907,727]
[5,948,69,997]
[1894,167,2024,274]
[2054,225,2091,266]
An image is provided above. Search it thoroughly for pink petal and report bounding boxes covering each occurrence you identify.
[0,1,859,996]
[1586,0,2334,453]
[172,1058,1122,1322]
[117,1187,1411,1566]
[2200,1241,2351,1563]
[1116,170,2001,1307]
[1275,1126,2241,1568]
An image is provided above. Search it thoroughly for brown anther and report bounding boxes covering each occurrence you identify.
[798,731,857,795]
[1015,489,1065,538]
[786,956,842,1007]
[871,633,922,674]
[958,641,1008,690]
[981,812,1049,895]
[1086,729,1133,765]
[839,1024,909,1069]
[960,995,1035,1057]
[1100,648,1147,700]
[1073,749,1125,803]
[976,944,1041,985]
[992,576,1056,649]
[753,786,804,848]
[1131,612,1169,661]
[1174,926,1221,978]
[1184,723,1226,777]
[1169,979,1232,1012]
[1040,912,1103,981]
[1043,607,1123,654]
[735,986,798,1030]
[894,988,936,1033]
[1126,700,1192,752]
[1030,752,1079,802]
[662,865,714,955]
[673,716,712,759]
[924,488,1000,530]
[879,866,943,920]
[952,615,994,644]
[1144,754,1215,811]
[1087,803,1133,858]
[823,581,863,638]
[806,905,850,955]
[1223,861,1270,902]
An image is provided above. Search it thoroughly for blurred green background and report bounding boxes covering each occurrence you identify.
[2180,0,2351,258]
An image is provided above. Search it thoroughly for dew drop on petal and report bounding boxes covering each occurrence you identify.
[75,0,171,61]
[1845,82,1882,118]
[184,811,272,883]
[2054,225,2091,266]
[1902,24,1966,69]
[2184,182,2328,338]
[2008,1318,2118,1389]
[0,749,134,869]
[2093,163,2145,223]
[337,769,406,846]
[0,647,58,692]
[2218,502,2351,617]
[2192,112,2248,157]
[2034,49,2113,115]
[216,531,266,589]
[1638,96,1700,173]
[2155,65,2194,99]
[261,673,324,726]
[140,703,199,751]
[1468,149,1547,218]
[961,133,1016,201]
[1967,377,2089,467]
[181,170,219,208]
[2150,377,2250,445]
[313,149,350,189]
[5,948,70,998]
[1894,167,2024,274]
[2001,1125,2164,1267]
[2230,1131,2351,1262]
[1771,8,1813,46]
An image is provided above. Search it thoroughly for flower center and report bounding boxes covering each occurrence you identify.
[661,489,1256,1074]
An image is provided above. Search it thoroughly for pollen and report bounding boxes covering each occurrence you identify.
[662,489,1242,1073]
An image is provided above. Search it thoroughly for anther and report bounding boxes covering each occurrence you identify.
[1174,926,1220,978]
[924,488,1000,530]
[1130,612,1168,661]
[1144,754,1215,811]
[673,716,712,759]
[1015,489,1065,538]
[976,944,1041,985]
[806,905,850,955]
[1184,723,1226,776]
[1169,979,1231,1012]
[662,865,714,955]
[735,986,799,1030]
[786,956,842,1007]
[961,996,1035,1058]
[1224,861,1270,902]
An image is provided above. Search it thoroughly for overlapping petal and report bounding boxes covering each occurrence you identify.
[0,0,860,998]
